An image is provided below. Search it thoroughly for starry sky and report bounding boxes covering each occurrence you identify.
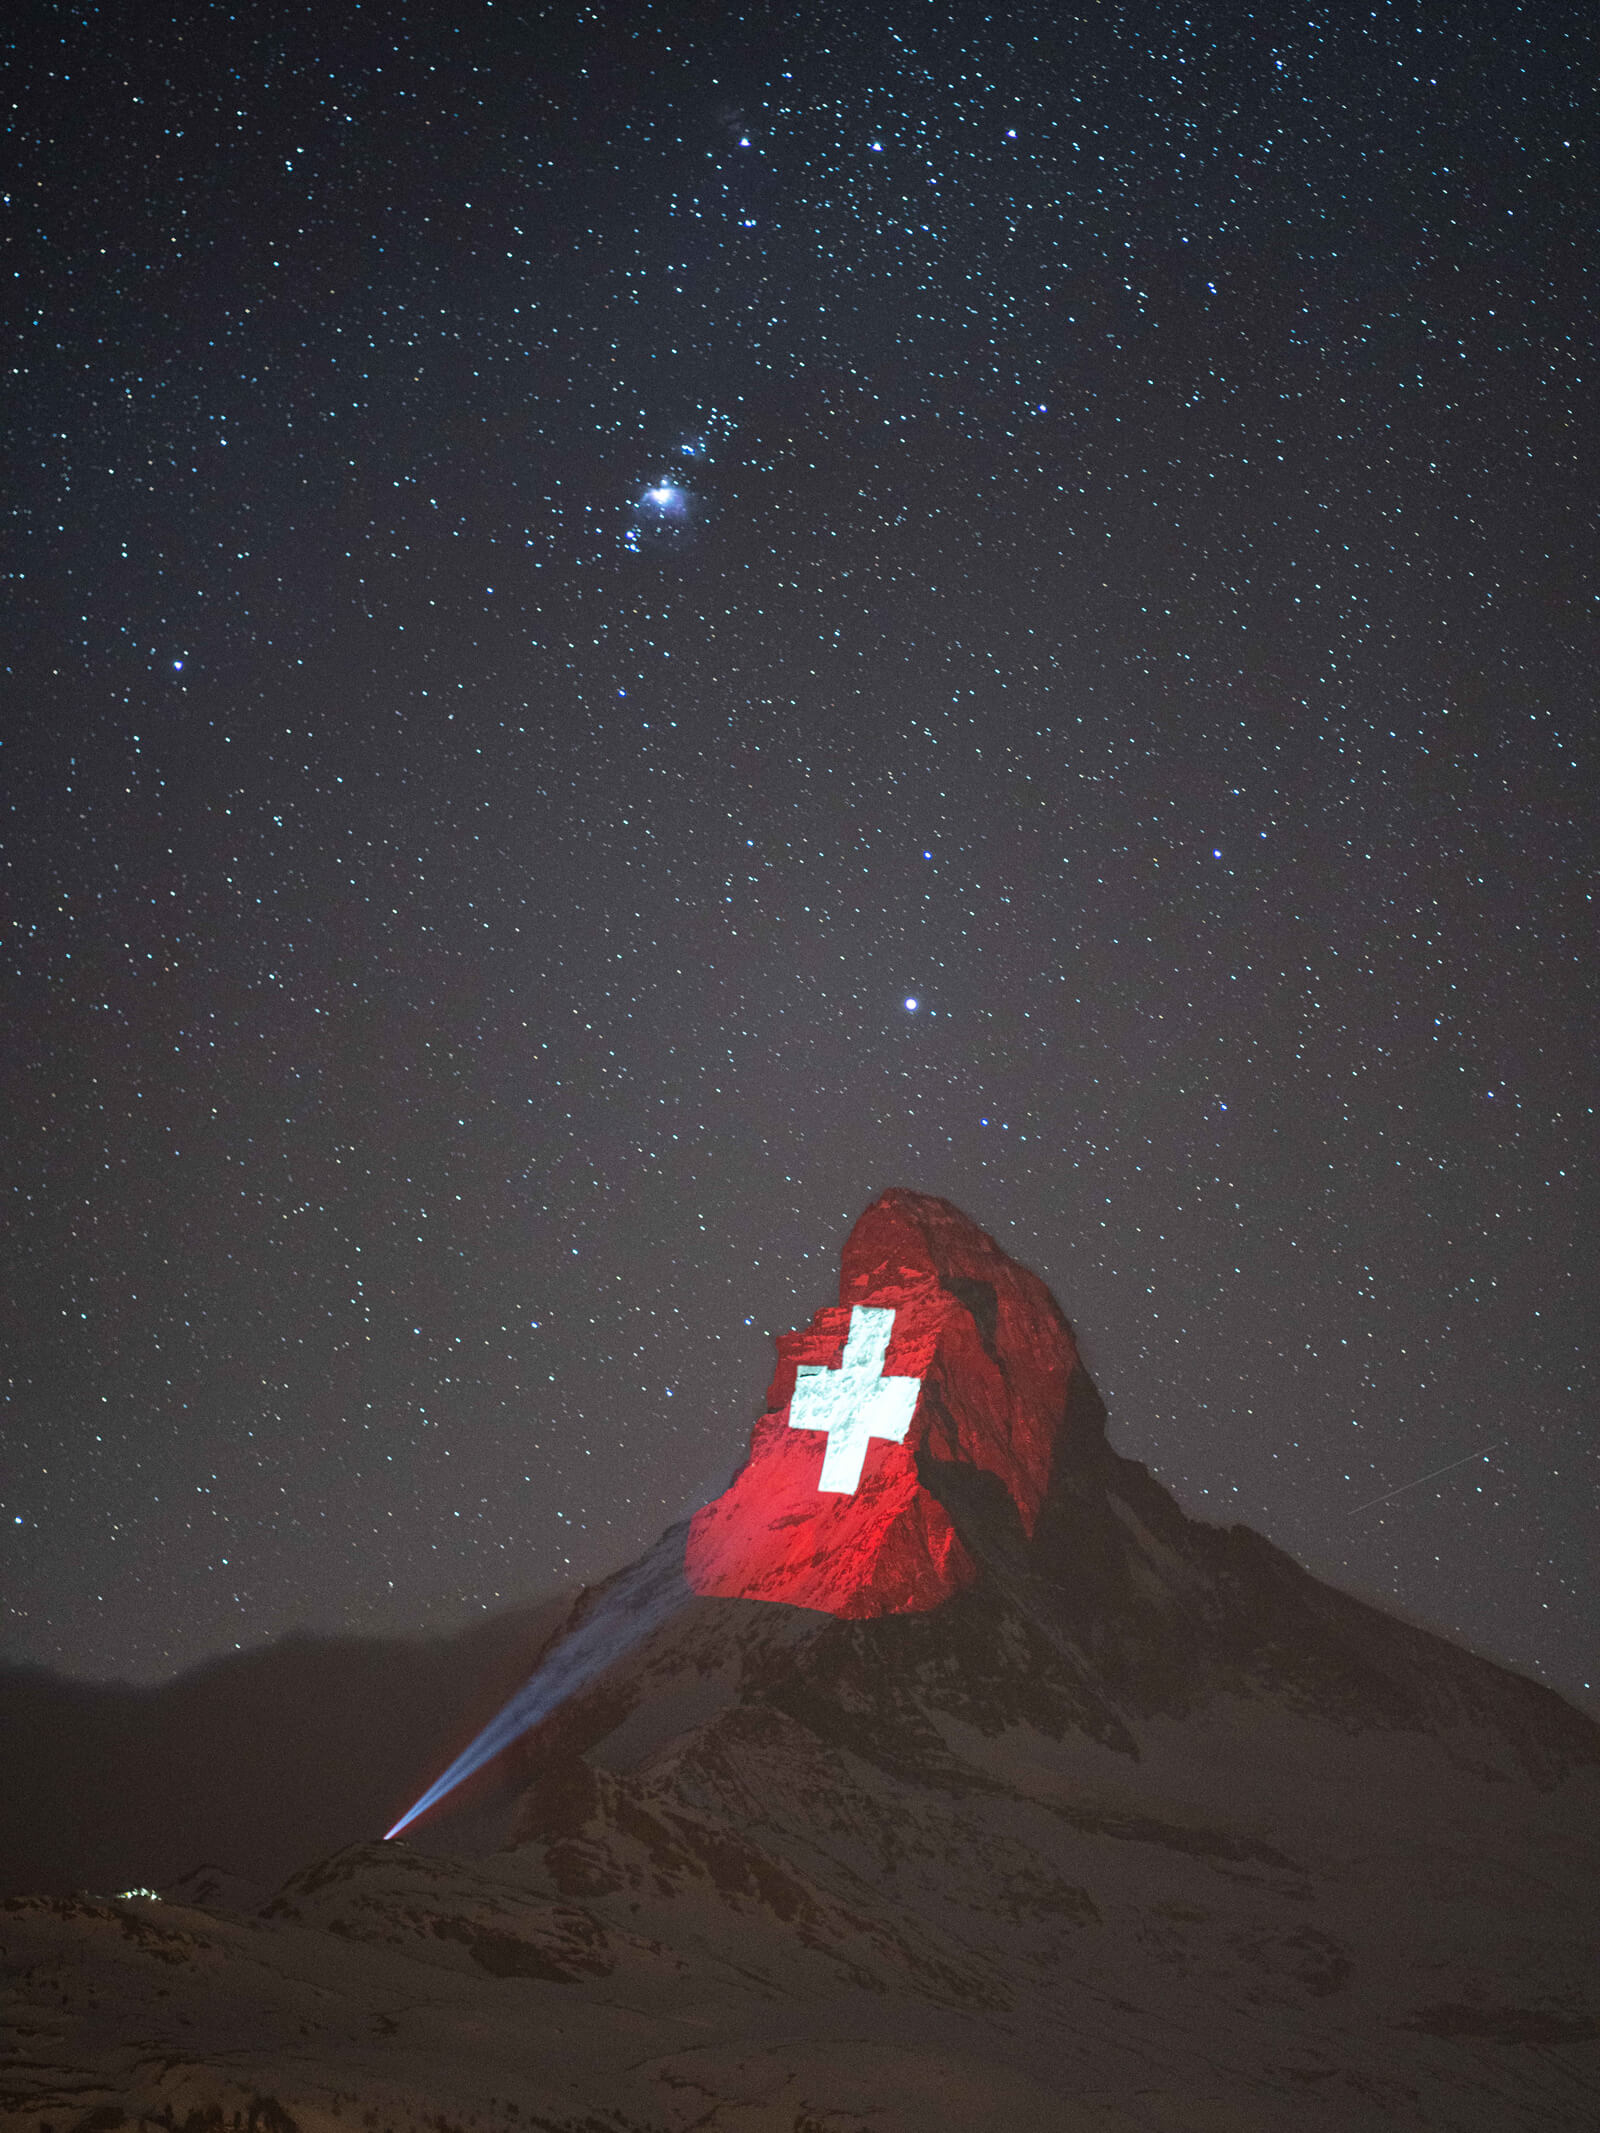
[6,0,1595,1709]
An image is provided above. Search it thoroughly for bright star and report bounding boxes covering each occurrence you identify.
[905,996,918,1011]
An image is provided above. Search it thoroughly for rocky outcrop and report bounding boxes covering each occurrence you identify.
[686,1191,1085,1615]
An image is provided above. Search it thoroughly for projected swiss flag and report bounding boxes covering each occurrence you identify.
[686,1190,1078,1617]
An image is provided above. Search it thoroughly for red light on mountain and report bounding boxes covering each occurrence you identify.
[686,1191,1078,1617]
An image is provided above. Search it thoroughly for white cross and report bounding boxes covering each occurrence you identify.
[788,1305,922,1494]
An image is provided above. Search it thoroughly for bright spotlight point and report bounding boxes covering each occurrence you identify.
[905,996,919,1011]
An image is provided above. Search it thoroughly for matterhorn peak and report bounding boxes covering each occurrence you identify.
[387,1189,1595,1842]
[686,1189,1095,1617]
[8,1191,1599,2133]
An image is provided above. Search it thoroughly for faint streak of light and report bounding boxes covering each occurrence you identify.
[1346,1443,1503,1516]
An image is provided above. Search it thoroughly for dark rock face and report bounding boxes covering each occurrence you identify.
[3,1192,1598,2131]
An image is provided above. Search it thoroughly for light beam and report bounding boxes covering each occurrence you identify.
[384,1544,689,1839]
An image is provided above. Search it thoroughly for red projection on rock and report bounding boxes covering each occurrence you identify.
[686,1190,1080,1617]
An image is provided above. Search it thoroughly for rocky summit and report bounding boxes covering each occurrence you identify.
[4,1191,1599,2132]
[686,1190,1080,1615]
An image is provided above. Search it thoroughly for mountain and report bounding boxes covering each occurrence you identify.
[4,1191,1597,2132]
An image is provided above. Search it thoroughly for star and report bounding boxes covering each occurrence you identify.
[6,0,1586,1719]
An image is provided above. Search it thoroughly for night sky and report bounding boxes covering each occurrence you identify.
[6,1,1595,1711]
